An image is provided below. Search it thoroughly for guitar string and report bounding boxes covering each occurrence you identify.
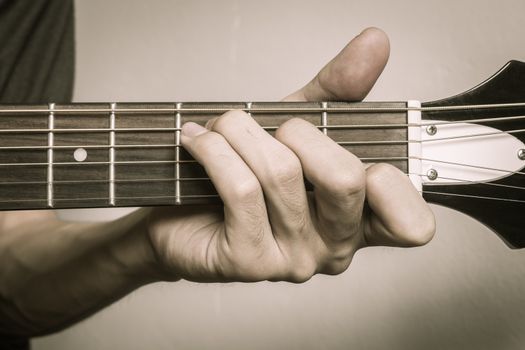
[419,128,525,142]
[3,173,523,205]
[2,120,525,133]
[1,161,524,203]
[1,190,524,205]
[0,157,410,167]
[2,169,522,206]
[1,101,525,114]
[1,106,523,150]
[0,156,523,177]
[0,125,407,133]
[409,174,525,190]
[0,127,524,151]
[1,106,525,131]
[0,177,210,186]
[1,103,524,205]
[0,126,525,151]
[413,157,525,176]
[0,141,407,151]
[2,173,525,192]
[420,191,525,203]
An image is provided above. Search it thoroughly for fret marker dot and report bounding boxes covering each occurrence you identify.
[74,148,87,162]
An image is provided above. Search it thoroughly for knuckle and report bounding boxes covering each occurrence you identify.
[268,155,303,188]
[287,259,316,283]
[323,163,365,198]
[230,177,262,203]
[318,240,357,276]
[322,257,353,276]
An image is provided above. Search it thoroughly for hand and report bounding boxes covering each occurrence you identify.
[0,27,435,336]
[146,27,435,283]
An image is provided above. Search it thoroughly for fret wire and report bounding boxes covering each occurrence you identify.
[175,103,182,204]
[109,103,116,206]
[47,103,55,208]
[1,101,525,114]
[246,102,252,117]
[321,102,328,135]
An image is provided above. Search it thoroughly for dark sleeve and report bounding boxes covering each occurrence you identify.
[0,0,75,104]
[0,336,30,350]
[0,1,75,348]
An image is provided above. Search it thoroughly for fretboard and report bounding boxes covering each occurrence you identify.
[0,101,408,210]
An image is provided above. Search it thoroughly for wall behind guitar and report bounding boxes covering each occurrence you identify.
[34,0,525,349]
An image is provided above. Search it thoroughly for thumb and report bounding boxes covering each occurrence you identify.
[284,27,390,102]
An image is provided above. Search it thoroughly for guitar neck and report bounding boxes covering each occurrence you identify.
[0,101,410,210]
[2,62,524,249]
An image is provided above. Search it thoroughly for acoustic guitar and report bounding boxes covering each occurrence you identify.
[1,61,524,248]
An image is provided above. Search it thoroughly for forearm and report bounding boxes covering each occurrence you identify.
[0,209,153,297]
[0,210,170,336]
[1,228,162,336]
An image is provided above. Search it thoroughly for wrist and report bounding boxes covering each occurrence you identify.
[107,209,179,283]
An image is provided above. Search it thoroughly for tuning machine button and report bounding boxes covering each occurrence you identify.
[426,125,437,136]
[518,149,525,160]
[427,168,438,181]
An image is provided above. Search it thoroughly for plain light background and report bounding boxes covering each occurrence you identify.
[34,0,525,349]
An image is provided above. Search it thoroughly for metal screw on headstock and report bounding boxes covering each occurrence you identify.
[518,149,525,160]
[427,168,438,181]
[426,125,437,136]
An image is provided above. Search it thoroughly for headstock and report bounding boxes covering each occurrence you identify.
[422,61,525,248]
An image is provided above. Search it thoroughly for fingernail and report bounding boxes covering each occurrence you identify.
[181,122,207,137]
[205,117,217,130]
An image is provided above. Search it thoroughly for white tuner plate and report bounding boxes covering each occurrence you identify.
[421,120,525,185]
